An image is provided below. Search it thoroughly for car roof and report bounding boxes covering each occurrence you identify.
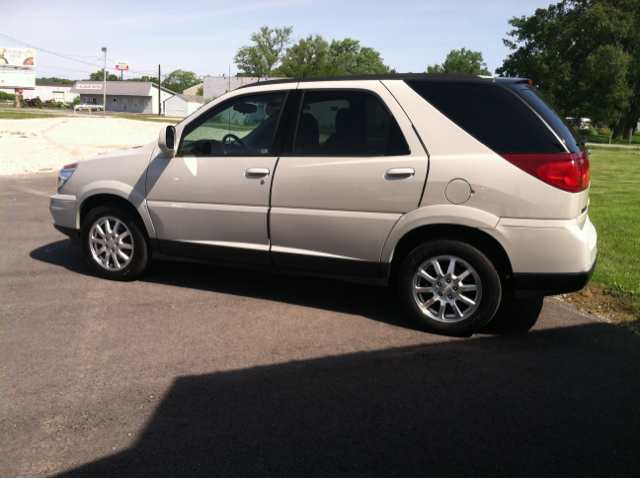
[236,73,505,90]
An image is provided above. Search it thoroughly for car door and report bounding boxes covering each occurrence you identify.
[269,81,429,277]
[145,89,291,266]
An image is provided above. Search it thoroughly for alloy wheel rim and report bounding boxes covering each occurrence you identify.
[89,216,134,271]
[412,255,482,323]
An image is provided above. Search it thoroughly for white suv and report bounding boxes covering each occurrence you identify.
[50,74,597,335]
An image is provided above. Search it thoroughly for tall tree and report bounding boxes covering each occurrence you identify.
[161,69,200,93]
[275,35,393,77]
[497,0,640,138]
[427,48,491,75]
[276,35,332,77]
[86,70,119,81]
[234,26,293,77]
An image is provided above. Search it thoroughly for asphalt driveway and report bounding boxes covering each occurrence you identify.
[1,174,639,477]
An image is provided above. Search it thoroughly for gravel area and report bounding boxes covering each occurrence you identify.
[0,117,171,175]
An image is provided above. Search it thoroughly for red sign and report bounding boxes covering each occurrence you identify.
[18,88,23,94]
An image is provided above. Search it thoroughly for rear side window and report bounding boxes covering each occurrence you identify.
[405,80,566,154]
[507,84,582,153]
[293,90,410,156]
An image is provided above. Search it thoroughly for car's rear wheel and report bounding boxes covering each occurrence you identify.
[397,239,502,335]
[81,204,151,281]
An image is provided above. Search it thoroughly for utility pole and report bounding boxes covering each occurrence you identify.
[102,47,107,113]
[158,64,161,116]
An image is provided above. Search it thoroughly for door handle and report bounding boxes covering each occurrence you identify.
[386,168,415,177]
[245,168,270,177]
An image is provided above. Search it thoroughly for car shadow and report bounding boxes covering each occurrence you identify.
[57,322,640,477]
[31,240,542,335]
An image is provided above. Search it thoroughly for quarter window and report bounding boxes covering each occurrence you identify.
[178,92,286,157]
[293,90,410,156]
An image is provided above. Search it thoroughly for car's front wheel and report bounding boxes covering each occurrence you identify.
[81,204,151,281]
[397,239,502,335]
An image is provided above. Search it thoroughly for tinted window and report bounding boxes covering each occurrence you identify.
[293,90,410,156]
[178,92,286,156]
[507,84,582,153]
[406,80,566,154]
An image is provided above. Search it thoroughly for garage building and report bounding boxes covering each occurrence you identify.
[69,81,175,114]
[163,94,204,117]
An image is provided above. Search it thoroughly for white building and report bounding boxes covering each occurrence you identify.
[203,75,285,100]
[0,83,78,103]
[164,94,204,117]
[69,81,175,114]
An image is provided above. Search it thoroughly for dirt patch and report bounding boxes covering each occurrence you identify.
[558,284,640,335]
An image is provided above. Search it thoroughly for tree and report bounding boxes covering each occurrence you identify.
[86,70,120,81]
[36,77,75,84]
[161,69,200,93]
[427,48,491,75]
[275,35,393,77]
[327,38,392,75]
[125,76,159,83]
[496,0,640,138]
[234,26,293,77]
[196,85,203,96]
[276,35,332,77]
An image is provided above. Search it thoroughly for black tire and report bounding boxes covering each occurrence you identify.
[397,239,502,335]
[81,204,151,281]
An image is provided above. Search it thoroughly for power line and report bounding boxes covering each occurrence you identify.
[0,33,162,76]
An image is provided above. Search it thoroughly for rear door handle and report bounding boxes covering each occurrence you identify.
[246,168,270,177]
[386,168,415,177]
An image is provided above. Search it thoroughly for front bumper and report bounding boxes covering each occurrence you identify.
[50,194,80,245]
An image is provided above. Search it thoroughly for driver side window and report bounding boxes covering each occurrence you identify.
[178,92,286,157]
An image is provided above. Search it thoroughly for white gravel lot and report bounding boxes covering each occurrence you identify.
[0,117,171,175]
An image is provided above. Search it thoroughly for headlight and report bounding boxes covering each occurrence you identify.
[57,162,78,189]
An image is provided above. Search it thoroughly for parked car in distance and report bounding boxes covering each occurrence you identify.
[50,73,597,335]
[74,103,103,112]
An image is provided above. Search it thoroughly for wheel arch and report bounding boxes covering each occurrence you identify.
[385,223,514,290]
[79,193,155,242]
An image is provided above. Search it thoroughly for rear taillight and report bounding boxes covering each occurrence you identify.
[501,151,590,193]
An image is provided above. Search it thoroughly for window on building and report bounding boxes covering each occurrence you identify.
[92,98,96,104]
[113,98,117,106]
[122,99,127,109]
[144,100,149,108]
[133,99,138,107]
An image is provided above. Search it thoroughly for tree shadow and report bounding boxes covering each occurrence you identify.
[58,322,640,477]
[30,240,543,335]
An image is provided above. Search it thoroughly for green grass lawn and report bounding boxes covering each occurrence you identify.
[586,146,640,317]
[0,110,69,119]
[579,129,640,145]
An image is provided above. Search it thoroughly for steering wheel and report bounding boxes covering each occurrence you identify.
[221,134,248,154]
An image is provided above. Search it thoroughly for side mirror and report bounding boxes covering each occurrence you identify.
[159,125,176,157]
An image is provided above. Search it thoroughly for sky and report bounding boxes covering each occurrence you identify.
[0,0,549,81]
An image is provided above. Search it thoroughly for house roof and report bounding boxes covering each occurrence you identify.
[70,81,175,96]
[172,94,204,104]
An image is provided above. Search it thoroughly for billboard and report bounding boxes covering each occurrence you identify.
[0,47,36,68]
[115,61,129,71]
[0,69,36,89]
